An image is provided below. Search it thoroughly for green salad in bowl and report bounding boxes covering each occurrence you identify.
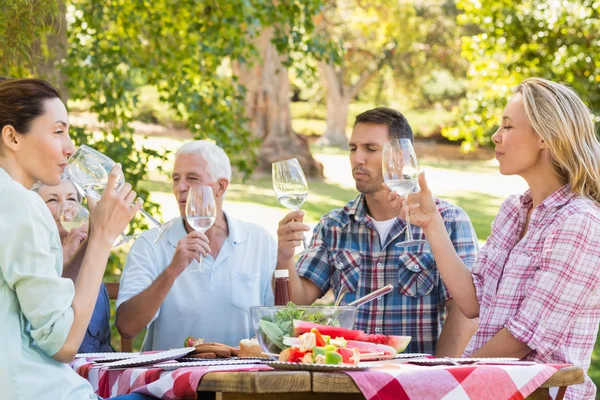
[250,303,356,359]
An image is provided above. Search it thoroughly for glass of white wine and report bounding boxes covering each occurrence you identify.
[185,186,217,272]
[67,145,165,243]
[272,158,309,249]
[59,202,89,232]
[382,138,426,246]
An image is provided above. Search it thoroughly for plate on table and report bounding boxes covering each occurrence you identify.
[395,353,430,359]
[177,356,269,363]
[265,361,372,372]
[101,348,196,368]
[76,352,141,362]
[407,357,522,366]
[158,358,268,370]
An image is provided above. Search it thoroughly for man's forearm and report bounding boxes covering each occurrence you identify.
[115,266,178,338]
[435,300,478,357]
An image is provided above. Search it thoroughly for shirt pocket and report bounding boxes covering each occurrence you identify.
[230,271,262,313]
[331,250,361,294]
[398,252,435,298]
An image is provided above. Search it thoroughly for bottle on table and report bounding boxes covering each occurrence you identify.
[274,269,291,306]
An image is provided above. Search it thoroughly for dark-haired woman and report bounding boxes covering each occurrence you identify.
[0,78,152,399]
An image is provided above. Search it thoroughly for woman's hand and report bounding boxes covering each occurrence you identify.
[87,164,143,246]
[383,171,442,230]
[61,224,88,264]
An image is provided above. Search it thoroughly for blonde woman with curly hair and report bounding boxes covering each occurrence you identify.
[386,78,600,399]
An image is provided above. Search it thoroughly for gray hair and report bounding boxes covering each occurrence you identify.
[175,140,232,182]
[31,173,83,203]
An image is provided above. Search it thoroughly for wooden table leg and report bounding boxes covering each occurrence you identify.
[525,387,550,400]
[555,386,567,400]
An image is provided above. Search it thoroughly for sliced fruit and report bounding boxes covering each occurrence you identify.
[293,320,411,352]
[312,346,327,361]
[336,347,360,364]
[288,348,308,363]
[311,328,326,347]
[345,340,397,360]
[325,351,343,365]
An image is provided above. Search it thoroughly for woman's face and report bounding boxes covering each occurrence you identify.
[491,93,546,177]
[14,98,75,187]
[37,180,79,221]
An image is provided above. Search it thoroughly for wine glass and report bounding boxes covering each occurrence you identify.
[59,201,89,232]
[66,145,165,243]
[272,158,309,249]
[382,138,426,246]
[185,186,217,272]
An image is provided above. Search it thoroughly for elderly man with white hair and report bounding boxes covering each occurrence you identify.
[116,140,276,349]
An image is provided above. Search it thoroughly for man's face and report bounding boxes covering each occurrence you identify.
[172,153,218,217]
[349,123,389,194]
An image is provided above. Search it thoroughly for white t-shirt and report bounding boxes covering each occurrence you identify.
[369,216,398,244]
[117,213,276,349]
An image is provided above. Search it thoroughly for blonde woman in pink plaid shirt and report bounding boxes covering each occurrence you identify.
[386,78,600,399]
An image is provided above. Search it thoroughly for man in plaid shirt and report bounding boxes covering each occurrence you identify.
[276,108,479,355]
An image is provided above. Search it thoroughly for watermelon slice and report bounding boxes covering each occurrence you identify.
[345,340,396,360]
[292,320,411,352]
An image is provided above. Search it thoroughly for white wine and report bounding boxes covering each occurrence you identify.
[277,193,308,210]
[386,179,417,196]
[81,182,105,200]
[61,220,86,232]
[188,216,216,233]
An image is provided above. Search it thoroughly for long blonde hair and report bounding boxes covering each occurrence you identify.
[516,78,600,203]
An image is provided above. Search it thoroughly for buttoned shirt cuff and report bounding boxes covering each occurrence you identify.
[504,310,551,358]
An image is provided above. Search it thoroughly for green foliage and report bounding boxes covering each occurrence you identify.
[446,0,600,149]
[0,0,59,77]
[65,0,328,177]
[313,0,467,108]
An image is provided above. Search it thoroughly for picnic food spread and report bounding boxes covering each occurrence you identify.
[183,337,239,359]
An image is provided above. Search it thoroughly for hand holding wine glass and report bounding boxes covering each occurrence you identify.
[272,158,309,249]
[382,138,425,246]
[59,201,89,263]
[86,164,143,247]
[185,186,217,272]
[385,171,441,231]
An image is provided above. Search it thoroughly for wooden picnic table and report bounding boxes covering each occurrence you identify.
[196,366,584,400]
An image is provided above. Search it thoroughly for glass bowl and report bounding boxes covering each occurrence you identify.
[249,305,356,360]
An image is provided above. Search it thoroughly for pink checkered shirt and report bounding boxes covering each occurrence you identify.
[464,185,600,399]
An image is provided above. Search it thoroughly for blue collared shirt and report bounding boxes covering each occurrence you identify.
[117,213,276,349]
[297,194,479,354]
[79,282,113,353]
[0,168,96,399]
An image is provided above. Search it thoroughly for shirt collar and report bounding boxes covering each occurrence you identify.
[347,194,368,222]
[519,184,574,210]
[0,167,11,184]
[167,211,247,247]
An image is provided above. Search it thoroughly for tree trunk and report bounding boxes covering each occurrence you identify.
[234,28,323,178]
[317,59,380,149]
[317,61,351,148]
[32,0,69,101]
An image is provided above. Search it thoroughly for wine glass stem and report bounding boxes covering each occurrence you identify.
[405,208,415,242]
[139,208,162,228]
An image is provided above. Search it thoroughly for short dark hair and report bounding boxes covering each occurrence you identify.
[353,107,414,142]
[0,78,61,135]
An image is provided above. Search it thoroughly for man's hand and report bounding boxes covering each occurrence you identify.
[168,231,211,276]
[62,224,88,264]
[277,211,310,261]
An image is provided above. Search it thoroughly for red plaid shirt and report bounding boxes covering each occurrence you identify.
[464,185,600,399]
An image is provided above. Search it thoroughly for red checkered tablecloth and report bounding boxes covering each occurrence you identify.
[345,362,567,400]
[70,358,271,399]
